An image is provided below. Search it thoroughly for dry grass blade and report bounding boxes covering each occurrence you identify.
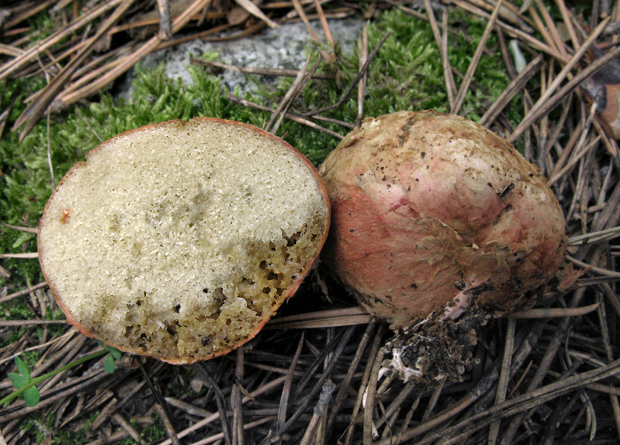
[465,0,534,31]
[488,318,515,445]
[112,412,144,444]
[43,45,132,103]
[527,2,560,56]
[198,20,267,43]
[506,303,600,318]
[0,0,124,81]
[377,354,620,445]
[192,418,276,445]
[569,226,620,246]
[198,363,232,445]
[156,0,172,40]
[382,0,427,21]
[422,376,446,422]
[0,0,56,33]
[158,376,286,445]
[262,328,356,443]
[480,53,543,127]
[265,314,370,329]
[374,379,417,432]
[554,0,580,48]
[0,252,39,259]
[567,255,620,277]
[164,397,212,418]
[355,25,368,129]
[287,0,335,63]
[226,94,345,139]
[363,346,384,445]
[0,282,47,304]
[509,17,615,142]
[548,134,600,187]
[342,323,386,445]
[0,222,37,233]
[156,403,181,445]
[374,382,488,445]
[267,307,367,323]
[264,54,314,133]
[0,319,67,327]
[435,359,620,445]
[89,397,118,431]
[313,0,334,48]
[274,332,304,445]
[299,380,336,444]
[327,319,376,434]
[452,0,567,61]
[534,0,567,57]
[189,57,333,78]
[0,330,75,367]
[290,0,322,43]
[232,347,245,445]
[14,0,136,142]
[500,287,588,443]
[305,31,391,117]
[235,0,279,29]
[423,0,455,109]
[441,8,457,109]
[451,0,504,115]
[0,43,23,57]
[55,0,214,108]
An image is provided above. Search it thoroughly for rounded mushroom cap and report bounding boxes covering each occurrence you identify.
[39,117,330,364]
[319,110,567,329]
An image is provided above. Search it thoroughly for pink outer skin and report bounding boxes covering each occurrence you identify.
[319,111,567,330]
[38,117,330,365]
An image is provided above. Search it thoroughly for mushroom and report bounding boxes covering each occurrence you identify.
[39,117,330,364]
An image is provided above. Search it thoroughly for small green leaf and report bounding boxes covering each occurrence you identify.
[104,355,116,374]
[24,386,40,407]
[108,347,122,361]
[96,340,105,348]
[8,373,29,389]
[15,357,31,379]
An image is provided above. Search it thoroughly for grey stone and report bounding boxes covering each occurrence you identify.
[121,18,364,100]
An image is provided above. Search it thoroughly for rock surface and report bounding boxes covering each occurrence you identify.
[122,19,364,99]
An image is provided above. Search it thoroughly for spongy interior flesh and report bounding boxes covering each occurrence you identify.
[39,119,328,362]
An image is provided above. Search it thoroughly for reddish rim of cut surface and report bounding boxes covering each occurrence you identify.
[38,117,331,364]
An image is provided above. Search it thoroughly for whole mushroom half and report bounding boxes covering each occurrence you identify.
[39,117,330,364]
[319,110,567,331]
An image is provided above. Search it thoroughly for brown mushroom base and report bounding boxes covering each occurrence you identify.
[380,304,488,384]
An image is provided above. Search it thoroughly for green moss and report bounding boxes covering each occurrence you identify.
[0,300,33,347]
[21,412,55,444]
[362,8,511,121]
[2,298,36,320]
[22,350,40,370]
[116,413,166,444]
[26,12,56,43]
[2,328,26,348]
[138,413,166,443]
